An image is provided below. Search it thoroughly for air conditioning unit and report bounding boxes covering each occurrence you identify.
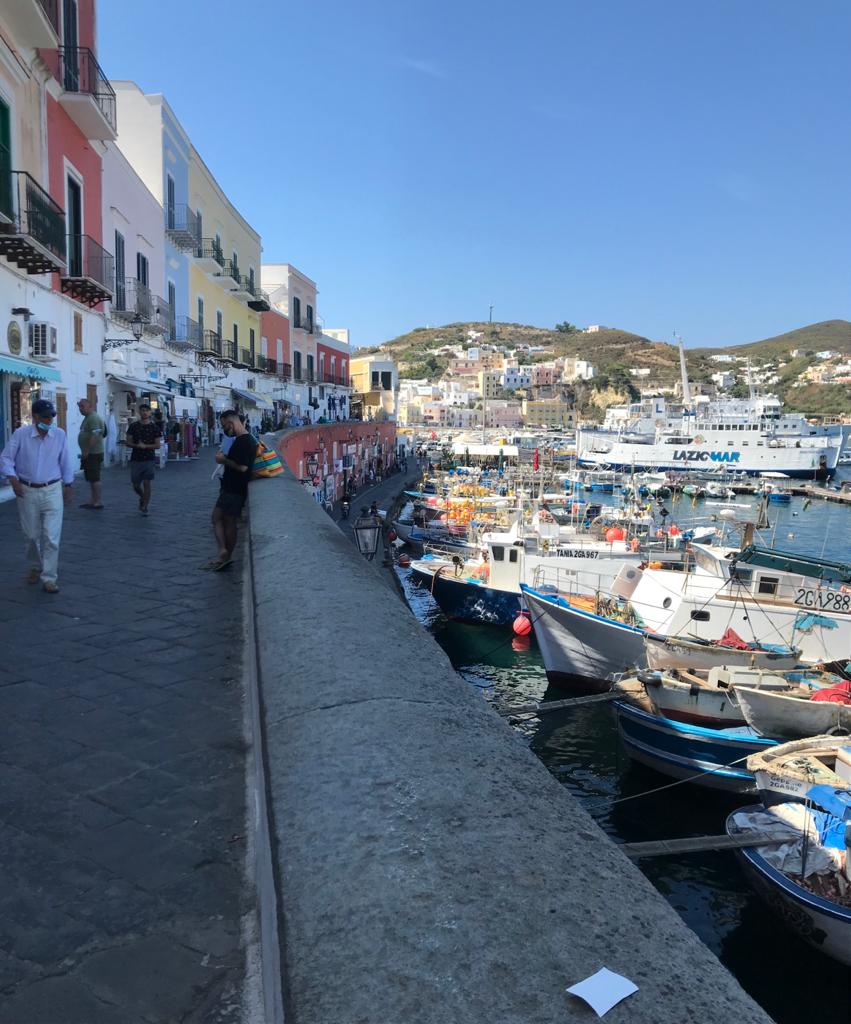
[29,322,58,360]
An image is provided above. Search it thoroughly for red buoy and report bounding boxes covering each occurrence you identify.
[513,613,533,636]
[605,526,626,543]
[398,553,411,568]
[388,530,398,542]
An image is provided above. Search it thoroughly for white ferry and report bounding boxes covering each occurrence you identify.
[577,344,841,478]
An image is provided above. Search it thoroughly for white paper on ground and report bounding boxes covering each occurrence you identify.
[566,967,638,1017]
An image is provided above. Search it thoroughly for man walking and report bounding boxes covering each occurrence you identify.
[126,402,161,516]
[0,398,75,593]
[77,397,106,509]
[205,409,256,571]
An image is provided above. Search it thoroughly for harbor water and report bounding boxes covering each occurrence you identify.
[398,486,851,1024]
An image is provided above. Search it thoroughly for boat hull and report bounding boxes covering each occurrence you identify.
[410,565,521,626]
[613,700,776,792]
[643,677,745,727]
[644,635,802,673]
[735,685,851,740]
[728,808,851,966]
[521,587,646,691]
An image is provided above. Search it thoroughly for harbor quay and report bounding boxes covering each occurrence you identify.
[0,436,778,1024]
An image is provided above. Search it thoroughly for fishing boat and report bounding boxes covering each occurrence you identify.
[746,735,851,807]
[734,678,851,739]
[612,698,777,792]
[726,803,851,966]
[633,666,808,728]
[644,631,802,672]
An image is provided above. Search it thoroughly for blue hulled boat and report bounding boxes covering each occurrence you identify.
[612,699,778,793]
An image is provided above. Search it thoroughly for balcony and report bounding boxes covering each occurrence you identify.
[61,233,114,306]
[200,330,224,357]
[194,239,224,273]
[147,294,172,336]
[55,47,116,140]
[239,348,255,368]
[231,275,253,302]
[260,356,278,375]
[222,340,237,362]
[5,0,59,47]
[112,277,153,322]
[247,284,271,312]
[213,259,239,290]
[165,204,200,252]
[0,165,66,274]
[280,362,292,381]
[322,373,350,388]
[168,315,203,352]
[295,316,314,335]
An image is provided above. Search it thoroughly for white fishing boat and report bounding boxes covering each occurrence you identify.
[636,666,799,727]
[727,802,851,967]
[747,735,851,807]
[735,679,851,739]
[577,341,841,477]
[644,632,802,672]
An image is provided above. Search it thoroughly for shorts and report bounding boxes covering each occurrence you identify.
[130,461,156,485]
[215,490,246,518]
[82,453,104,482]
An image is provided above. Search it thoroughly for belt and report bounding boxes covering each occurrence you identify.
[19,478,60,489]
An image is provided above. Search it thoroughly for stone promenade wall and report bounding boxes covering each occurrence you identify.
[248,470,775,1024]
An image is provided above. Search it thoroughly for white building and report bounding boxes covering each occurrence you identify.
[710,370,735,390]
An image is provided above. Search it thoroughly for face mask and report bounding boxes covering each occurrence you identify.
[36,421,54,433]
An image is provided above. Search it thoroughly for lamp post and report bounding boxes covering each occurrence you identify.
[353,507,381,561]
[102,313,145,352]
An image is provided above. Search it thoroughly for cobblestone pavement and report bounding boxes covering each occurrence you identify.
[0,452,250,1024]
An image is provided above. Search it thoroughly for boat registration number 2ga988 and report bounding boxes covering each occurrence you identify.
[794,587,851,613]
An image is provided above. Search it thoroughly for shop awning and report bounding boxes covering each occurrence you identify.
[0,353,61,382]
[232,387,273,410]
[107,373,170,394]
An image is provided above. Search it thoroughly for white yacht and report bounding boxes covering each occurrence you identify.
[577,343,841,478]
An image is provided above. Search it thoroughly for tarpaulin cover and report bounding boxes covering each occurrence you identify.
[718,628,749,650]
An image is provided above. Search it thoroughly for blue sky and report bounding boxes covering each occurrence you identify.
[100,0,851,349]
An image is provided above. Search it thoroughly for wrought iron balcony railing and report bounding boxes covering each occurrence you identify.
[165,204,200,251]
[0,162,67,274]
[201,330,223,356]
[280,362,292,380]
[169,315,203,350]
[222,339,237,362]
[56,47,116,134]
[239,348,255,368]
[61,233,114,306]
[194,238,224,270]
[112,277,153,321]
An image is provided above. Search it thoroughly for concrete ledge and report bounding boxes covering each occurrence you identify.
[249,472,774,1024]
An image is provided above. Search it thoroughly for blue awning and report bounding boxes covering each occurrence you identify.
[0,354,61,382]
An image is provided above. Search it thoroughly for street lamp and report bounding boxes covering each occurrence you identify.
[353,508,382,561]
[306,453,319,478]
[102,312,145,352]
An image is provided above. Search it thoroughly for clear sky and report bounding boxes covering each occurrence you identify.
[100,0,851,349]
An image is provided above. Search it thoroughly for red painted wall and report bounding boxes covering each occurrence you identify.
[261,310,290,366]
[315,340,350,386]
[274,423,397,499]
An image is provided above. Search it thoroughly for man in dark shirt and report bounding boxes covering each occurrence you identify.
[126,403,162,516]
[206,410,257,571]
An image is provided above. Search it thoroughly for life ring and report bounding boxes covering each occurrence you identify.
[693,435,703,445]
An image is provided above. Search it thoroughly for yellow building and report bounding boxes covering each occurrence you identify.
[478,370,502,400]
[349,355,397,420]
[189,146,266,368]
[521,398,575,428]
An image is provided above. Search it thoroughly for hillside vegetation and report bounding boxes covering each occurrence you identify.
[365,318,851,414]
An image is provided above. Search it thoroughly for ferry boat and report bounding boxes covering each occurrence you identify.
[577,343,841,478]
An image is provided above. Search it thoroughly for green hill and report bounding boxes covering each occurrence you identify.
[693,320,851,360]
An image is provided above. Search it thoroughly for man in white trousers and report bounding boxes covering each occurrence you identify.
[0,398,75,593]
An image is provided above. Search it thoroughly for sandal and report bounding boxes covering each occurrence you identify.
[212,558,233,572]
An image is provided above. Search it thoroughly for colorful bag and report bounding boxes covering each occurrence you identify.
[252,440,284,477]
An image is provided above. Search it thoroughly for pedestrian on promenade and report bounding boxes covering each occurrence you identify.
[204,409,257,572]
[126,403,162,516]
[0,398,75,593]
[77,397,106,510]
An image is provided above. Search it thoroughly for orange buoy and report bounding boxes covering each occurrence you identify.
[605,526,626,542]
[669,524,680,536]
[513,613,533,636]
[398,553,411,567]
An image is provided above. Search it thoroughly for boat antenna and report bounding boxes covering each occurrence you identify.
[675,333,691,405]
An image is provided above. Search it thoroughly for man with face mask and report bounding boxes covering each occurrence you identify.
[0,398,75,593]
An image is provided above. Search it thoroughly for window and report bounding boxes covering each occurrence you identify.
[372,371,380,388]
[196,210,203,240]
[307,354,314,381]
[306,304,314,331]
[509,549,519,563]
[113,231,125,309]
[29,322,57,357]
[249,267,255,294]
[197,296,204,331]
[249,328,255,357]
[689,610,710,621]
[232,250,239,278]
[166,174,175,229]
[216,310,223,338]
[492,546,505,561]
[293,351,302,379]
[293,296,301,327]
[66,174,82,276]
[73,311,82,352]
[757,576,779,596]
[233,323,239,347]
[167,281,176,337]
[319,353,325,380]
[136,252,149,286]
[381,371,393,390]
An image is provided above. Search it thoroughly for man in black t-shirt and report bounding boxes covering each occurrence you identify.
[126,403,162,516]
[205,410,257,571]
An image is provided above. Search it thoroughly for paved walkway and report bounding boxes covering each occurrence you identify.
[0,452,250,1024]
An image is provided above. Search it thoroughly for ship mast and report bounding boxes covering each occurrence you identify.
[675,333,691,405]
